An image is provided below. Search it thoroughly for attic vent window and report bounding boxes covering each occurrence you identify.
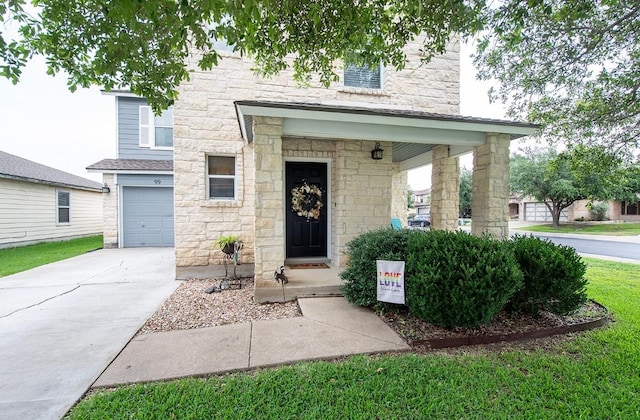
[344,56,382,89]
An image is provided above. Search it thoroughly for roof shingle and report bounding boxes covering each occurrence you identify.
[0,150,102,191]
[86,159,173,172]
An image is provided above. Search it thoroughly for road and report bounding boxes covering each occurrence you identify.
[524,234,640,262]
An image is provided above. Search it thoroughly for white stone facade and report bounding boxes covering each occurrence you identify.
[174,39,462,277]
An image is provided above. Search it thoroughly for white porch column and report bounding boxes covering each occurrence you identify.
[430,145,460,231]
[253,116,285,287]
[471,133,511,238]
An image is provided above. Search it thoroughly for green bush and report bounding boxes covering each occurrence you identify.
[405,231,523,328]
[340,228,414,307]
[588,202,609,221]
[508,235,588,315]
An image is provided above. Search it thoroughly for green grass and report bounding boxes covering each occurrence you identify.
[68,258,640,419]
[518,222,640,235]
[0,235,103,277]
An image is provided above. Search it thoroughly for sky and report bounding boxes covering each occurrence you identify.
[0,42,506,187]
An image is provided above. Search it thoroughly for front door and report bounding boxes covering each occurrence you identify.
[286,162,328,258]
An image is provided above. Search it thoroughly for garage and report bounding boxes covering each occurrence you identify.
[524,202,569,222]
[122,187,174,247]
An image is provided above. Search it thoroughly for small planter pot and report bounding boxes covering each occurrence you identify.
[222,243,235,255]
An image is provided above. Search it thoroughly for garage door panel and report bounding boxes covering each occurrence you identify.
[524,202,569,222]
[122,187,174,247]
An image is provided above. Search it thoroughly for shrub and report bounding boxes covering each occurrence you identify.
[508,235,588,315]
[405,231,523,328]
[588,202,609,221]
[340,228,414,307]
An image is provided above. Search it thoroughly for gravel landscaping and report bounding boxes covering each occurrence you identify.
[138,278,301,335]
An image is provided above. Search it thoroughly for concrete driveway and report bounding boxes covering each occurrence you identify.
[0,248,179,420]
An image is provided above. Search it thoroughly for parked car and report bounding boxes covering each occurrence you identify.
[408,214,431,227]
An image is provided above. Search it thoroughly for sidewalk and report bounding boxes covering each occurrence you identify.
[93,297,410,388]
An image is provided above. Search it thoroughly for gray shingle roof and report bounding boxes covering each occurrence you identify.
[86,159,173,172]
[0,150,102,191]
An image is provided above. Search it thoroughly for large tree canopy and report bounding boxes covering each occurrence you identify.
[1,0,483,111]
[510,146,637,228]
[475,0,640,151]
[3,0,639,152]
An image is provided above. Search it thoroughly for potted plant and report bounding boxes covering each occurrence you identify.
[215,235,242,255]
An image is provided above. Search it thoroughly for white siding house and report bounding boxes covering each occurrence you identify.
[0,151,103,249]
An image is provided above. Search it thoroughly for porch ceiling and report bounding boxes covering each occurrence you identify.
[234,100,539,170]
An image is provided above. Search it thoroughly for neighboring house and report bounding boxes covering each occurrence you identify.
[0,150,103,249]
[89,38,538,301]
[509,196,640,222]
[412,188,431,215]
[87,95,174,248]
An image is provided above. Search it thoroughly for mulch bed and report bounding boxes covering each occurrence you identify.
[379,300,610,352]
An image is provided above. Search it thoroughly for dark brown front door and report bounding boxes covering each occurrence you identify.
[286,162,328,258]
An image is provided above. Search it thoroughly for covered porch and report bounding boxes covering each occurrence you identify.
[235,101,538,302]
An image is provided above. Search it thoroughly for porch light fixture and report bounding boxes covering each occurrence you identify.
[371,142,384,160]
[101,183,111,194]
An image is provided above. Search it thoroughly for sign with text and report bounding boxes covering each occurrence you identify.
[376,260,405,304]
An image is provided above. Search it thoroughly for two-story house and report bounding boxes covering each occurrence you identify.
[89,38,538,302]
[87,93,175,248]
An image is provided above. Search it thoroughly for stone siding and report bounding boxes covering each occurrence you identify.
[102,173,119,248]
[471,134,511,238]
[430,145,460,231]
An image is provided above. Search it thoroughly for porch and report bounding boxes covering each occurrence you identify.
[233,101,538,303]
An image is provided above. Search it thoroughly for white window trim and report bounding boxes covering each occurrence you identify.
[207,155,237,201]
[56,190,71,225]
[139,105,174,150]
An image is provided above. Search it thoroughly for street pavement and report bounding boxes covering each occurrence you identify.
[0,248,179,420]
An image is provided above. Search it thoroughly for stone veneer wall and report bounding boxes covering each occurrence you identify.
[102,173,118,248]
[391,163,409,225]
[174,39,460,270]
[430,145,460,231]
[471,134,511,238]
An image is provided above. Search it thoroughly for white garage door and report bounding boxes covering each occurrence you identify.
[122,187,174,247]
[524,202,569,222]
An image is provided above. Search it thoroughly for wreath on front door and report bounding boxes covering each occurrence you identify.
[291,182,323,220]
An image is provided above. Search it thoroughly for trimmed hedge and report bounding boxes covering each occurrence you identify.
[507,234,588,315]
[340,229,589,328]
[340,228,414,307]
[405,231,523,328]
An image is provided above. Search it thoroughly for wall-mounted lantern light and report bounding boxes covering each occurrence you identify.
[101,183,111,193]
[371,142,384,160]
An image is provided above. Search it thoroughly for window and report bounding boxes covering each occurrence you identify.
[208,156,236,200]
[622,201,639,215]
[139,106,173,148]
[344,56,382,89]
[57,191,70,224]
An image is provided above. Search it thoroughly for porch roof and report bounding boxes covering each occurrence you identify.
[234,100,539,170]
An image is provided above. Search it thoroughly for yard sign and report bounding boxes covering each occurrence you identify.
[376,260,405,304]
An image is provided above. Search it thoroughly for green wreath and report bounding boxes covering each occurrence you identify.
[291,182,323,220]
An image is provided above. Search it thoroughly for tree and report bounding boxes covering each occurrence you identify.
[510,146,634,228]
[459,167,472,218]
[407,187,414,209]
[1,0,484,112]
[475,0,640,151]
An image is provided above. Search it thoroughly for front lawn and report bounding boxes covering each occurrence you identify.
[69,258,640,419]
[0,235,103,277]
[517,222,640,235]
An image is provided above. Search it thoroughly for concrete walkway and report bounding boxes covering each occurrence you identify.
[94,297,410,387]
[0,248,179,420]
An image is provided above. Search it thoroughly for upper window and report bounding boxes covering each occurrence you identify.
[207,156,236,200]
[57,190,70,224]
[344,57,382,89]
[622,201,639,215]
[139,106,174,148]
